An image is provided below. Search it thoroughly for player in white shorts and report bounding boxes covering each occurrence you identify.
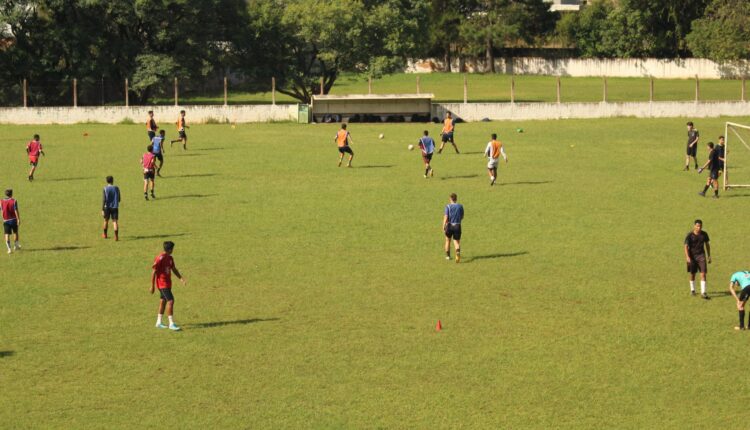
[484,133,508,186]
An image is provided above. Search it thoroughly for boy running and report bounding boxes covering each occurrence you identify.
[438,112,459,154]
[484,133,508,186]
[335,123,354,167]
[1,189,20,254]
[26,134,45,181]
[442,193,464,263]
[685,121,699,171]
[170,110,188,150]
[418,130,435,178]
[151,130,166,176]
[697,142,720,198]
[150,241,186,331]
[141,145,156,200]
[729,271,750,330]
[102,176,120,240]
[684,219,711,299]
[146,110,158,142]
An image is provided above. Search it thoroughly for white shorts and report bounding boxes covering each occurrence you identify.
[487,158,499,169]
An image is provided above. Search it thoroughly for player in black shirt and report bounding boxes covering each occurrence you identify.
[684,219,711,299]
[698,142,720,198]
[685,121,699,171]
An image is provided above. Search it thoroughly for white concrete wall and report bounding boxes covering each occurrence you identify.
[0,104,298,125]
[435,101,750,122]
[408,58,750,79]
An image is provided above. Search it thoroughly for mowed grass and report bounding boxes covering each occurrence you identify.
[2,117,750,428]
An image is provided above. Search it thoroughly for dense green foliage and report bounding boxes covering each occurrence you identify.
[3,118,750,427]
[687,0,750,61]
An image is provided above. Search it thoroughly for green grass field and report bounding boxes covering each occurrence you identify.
[151,73,748,105]
[3,117,750,428]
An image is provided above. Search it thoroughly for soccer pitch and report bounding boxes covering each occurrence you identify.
[2,117,750,428]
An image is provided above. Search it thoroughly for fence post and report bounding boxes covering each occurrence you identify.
[174,77,179,106]
[556,76,561,104]
[125,78,129,107]
[602,77,607,103]
[223,76,228,106]
[649,78,654,102]
[73,78,77,107]
[511,75,515,104]
[695,75,699,102]
[368,75,372,94]
[463,74,467,104]
[742,77,746,102]
[416,75,420,94]
[320,77,324,96]
[272,77,276,105]
[23,79,27,108]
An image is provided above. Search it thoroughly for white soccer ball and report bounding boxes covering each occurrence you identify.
[379,133,384,139]
[408,144,415,151]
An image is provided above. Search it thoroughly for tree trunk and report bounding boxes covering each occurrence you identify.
[486,38,495,73]
[444,50,451,73]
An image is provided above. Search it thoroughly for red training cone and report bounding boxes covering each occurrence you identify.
[436,320,442,331]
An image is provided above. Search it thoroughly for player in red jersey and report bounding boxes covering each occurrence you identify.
[150,241,186,330]
[141,145,156,200]
[2,189,20,254]
[26,134,45,181]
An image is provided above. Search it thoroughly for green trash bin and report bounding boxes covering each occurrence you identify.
[298,104,310,124]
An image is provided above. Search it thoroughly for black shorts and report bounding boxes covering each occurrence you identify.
[159,288,174,301]
[103,208,119,221]
[687,255,707,274]
[154,153,163,163]
[338,146,353,155]
[442,132,454,143]
[148,131,156,141]
[178,130,187,139]
[687,145,697,157]
[710,169,720,180]
[740,286,750,302]
[3,220,18,235]
[445,223,462,240]
[423,153,433,163]
[144,170,155,180]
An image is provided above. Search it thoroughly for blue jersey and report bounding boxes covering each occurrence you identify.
[103,185,120,210]
[419,136,435,154]
[444,203,464,224]
[151,136,163,153]
[731,271,750,289]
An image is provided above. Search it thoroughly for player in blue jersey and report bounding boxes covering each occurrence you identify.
[102,176,121,240]
[151,130,166,177]
[730,271,750,330]
[442,193,464,263]
[418,130,435,178]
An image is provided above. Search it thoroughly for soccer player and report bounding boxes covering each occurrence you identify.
[684,219,711,299]
[729,271,750,330]
[697,142,720,198]
[170,110,188,150]
[151,129,166,176]
[717,135,726,184]
[141,145,156,200]
[418,130,435,178]
[484,133,508,186]
[26,134,45,181]
[684,121,699,171]
[102,176,120,241]
[1,189,20,254]
[335,123,354,167]
[442,193,464,263]
[438,112,459,154]
[146,110,158,142]
[150,241,186,331]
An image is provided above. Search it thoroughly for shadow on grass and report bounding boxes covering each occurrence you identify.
[466,251,529,263]
[27,246,91,252]
[0,351,15,358]
[194,147,226,151]
[501,181,552,186]
[185,318,280,330]
[707,291,732,298]
[358,165,394,169]
[440,174,479,180]
[156,193,218,201]
[126,233,189,241]
[722,193,750,199]
[162,173,218,179]
[44,176,95,182]
[173,153,205,157]
[461,151,485,155]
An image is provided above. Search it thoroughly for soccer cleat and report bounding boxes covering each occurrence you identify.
[445,255,451,261]
[430,169,434,177]
[691,291,696,296]
[735,326,746,331]
[684,166,689,171]
[455,254,461,263]
[424,175,428,178]
[701,293,711,300]
[169,324,181,331]
[14,244,20,251]
[151,193,156,199]
[144,193,149,201]
[102,233,107,239]
[337,160,342,167]
[155,323,167,329]
[6,248,11,254]
[698,192,705,197]
[712,195,719,199]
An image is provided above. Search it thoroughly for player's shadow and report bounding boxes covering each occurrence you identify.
[461,151,485,155]
[162,173,218,179]
[45,176,95,182]
[500,181,552,186]
[440,174,479,180]
[194,147,225,151]
[707,291,732,298]
[157,193,218,200]
[184,318,280,330]
[126,233,189,241]
[358,165,394,169]
[27,246,91,252]
[173,153,205,157]
[465,251,529,263]
[722,193,750,198]
[0,351,15,358]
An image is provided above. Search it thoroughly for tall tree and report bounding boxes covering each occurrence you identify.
[687,0,750,61]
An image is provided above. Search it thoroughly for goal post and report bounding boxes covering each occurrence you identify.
[723,122,750,190]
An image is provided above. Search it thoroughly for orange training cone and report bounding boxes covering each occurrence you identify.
[436,320,442,331]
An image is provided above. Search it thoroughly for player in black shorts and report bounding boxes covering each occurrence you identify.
[102,176,120,240]
[684,219,711,299]
[698,142,720,198]
[685,121,699,171]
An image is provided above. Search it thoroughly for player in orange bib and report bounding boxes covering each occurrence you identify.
[170,110,189,150]
[334,123,354,167]
[26,134,45,181]
[484,133,508,186]
[438,112,459,154]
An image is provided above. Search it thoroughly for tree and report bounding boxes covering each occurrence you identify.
[687,0,750,61]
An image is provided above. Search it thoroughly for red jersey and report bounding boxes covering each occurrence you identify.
[142,152,156,171]
[152,253,175,289]
[27,140,42,156]
[1,198,18,222]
